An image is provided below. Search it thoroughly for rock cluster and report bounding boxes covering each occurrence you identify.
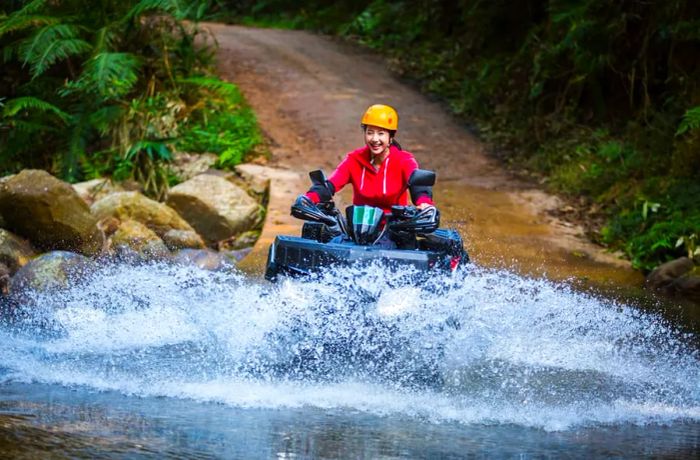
[0,166,270,310]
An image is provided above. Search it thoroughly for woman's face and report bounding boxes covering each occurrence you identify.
[364,125,391,156]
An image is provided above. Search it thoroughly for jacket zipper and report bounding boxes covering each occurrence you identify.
[383,156,389,195]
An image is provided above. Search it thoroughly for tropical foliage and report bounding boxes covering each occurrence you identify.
[0,0,261,200]
[225,0,700,271]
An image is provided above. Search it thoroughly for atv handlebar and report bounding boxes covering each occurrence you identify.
[388,205,440,233]
[291,195,338,227]
[292,170,440,240]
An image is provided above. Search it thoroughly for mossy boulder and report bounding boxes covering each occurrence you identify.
[10,250,91,294]
[110,220,170,260]
[0,170,104,256]
[72,178,125,205]
[166,174,262,246]
[91,191,197,239]
[0,229,36,274]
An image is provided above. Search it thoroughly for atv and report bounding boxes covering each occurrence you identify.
[264,169,468,281]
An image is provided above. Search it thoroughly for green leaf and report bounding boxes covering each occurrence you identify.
[92,26,117,54]
[19,23,92,77]
[124,0,178,22]
[2,96,71,123]
[676,106,700,136]
[127,140,173,162]
[0,14,59,38]
[597,141,622,161]
[176,76,241,99]
[65,52,141,99]
[88,105,125,135]
[0,0,52,37]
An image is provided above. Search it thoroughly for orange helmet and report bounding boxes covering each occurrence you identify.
[361,104,398,131]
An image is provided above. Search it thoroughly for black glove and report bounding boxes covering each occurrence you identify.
[308,180,336,202]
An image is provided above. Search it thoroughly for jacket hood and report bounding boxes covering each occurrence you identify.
[348,145,401,172]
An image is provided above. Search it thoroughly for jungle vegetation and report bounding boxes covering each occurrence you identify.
[0,0,261,201]
[221,0,700,271]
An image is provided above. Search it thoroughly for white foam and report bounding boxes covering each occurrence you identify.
[0,261,698,431]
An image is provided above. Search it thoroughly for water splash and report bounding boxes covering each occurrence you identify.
[0,261,698,431]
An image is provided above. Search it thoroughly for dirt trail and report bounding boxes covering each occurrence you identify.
[208,24,642,288]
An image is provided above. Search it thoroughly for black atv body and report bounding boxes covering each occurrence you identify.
[264,169,468,281]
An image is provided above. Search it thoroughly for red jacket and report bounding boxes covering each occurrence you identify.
[307,145,433,213]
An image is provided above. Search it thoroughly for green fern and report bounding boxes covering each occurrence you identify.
[10,0,49,16]
[9,119,59,134]
[176,76,241,99]
[0,0,228,187]
[18,23,92,77]
[0,14,59,38]
[0,1,51,36]
[124,0,178,21]
[88,104,125,135]
[92,26,117,54]
[676,106,700,136]
[2,96,71,123]
[64,52,141,99]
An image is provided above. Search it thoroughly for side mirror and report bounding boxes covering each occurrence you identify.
[408,169,436,187]
[309,170,327,186]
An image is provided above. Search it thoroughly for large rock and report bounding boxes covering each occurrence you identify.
[171,152,218,181]
[646,257,700,302]
[0,170,104,255]
[218,230,260,251]
[0,229,36,274]
[162,229,206,250]
[166,174,263,246]
[72,178,125,205]
[91,191,197,239]
[646,257,694,290]
[110,220,170,260]
[10,250,91,294]
[675,274,700,302]
[234,163,274,197]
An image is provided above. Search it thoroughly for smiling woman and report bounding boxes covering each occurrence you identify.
[304,104,434,214]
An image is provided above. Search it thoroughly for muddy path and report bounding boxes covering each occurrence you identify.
[207,24,642,289]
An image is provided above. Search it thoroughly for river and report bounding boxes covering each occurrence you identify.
[1,22,698,459]
[1,261,698,457]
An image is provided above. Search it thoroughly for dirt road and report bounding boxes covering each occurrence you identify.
[208,24,642,288]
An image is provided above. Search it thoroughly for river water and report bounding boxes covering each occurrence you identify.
[1,262,698,458]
